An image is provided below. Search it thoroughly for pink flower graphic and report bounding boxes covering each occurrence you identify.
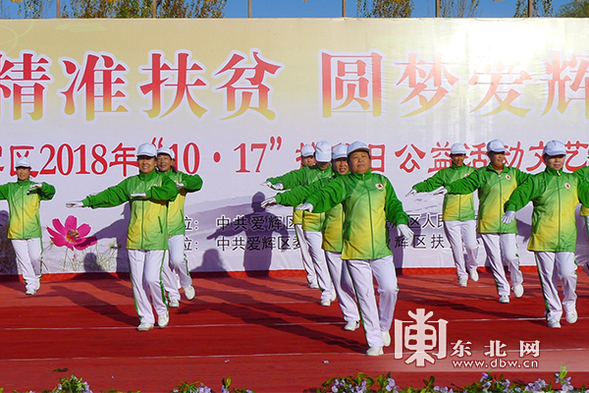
[48,215,97,251]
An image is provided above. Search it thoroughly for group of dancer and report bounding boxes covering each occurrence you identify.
[3,138,589,355]
[261,138,589,356]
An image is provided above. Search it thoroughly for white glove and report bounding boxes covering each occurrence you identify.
[502,211,516,224]
[261,181,272,188]
[131,192,147,199]
[396,224,414,239]
[66,201,84,208]
[433,186,448,196]
[261,197,276,208]
[271,183,284,191]
[27,183,43,194]
[406,189,417,197]
[296,203,314,212]
[175,182,184,190]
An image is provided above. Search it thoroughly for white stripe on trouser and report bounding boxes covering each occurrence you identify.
[295,224,316,286]
[161,235,193,300]
[346,256,398,348]
[303,230,334,300]
[325,250,359,322]
[535,251,577,323]
[443,220,478,279]
[480,233,523,297]
[128,249,167,324]
[12,238,42,291]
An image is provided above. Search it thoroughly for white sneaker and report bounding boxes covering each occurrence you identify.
[458,277,468,287]
[513,284,524,298]
[566,309,578,324]
[343,320,360,331]
[548,319,561,328]
[137,322,154,331]
[381,330,391,347]
[366,346,384,356]
[309,282,320,289]
[469,268,479,282]
[183,286,196,300]
[25,288,37,295]
[320,298,331,307]
[499,295,510,304]
[158,312,169,328]
[169,299,180,308]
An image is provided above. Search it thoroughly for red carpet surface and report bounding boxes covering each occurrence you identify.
[1,269,589,392]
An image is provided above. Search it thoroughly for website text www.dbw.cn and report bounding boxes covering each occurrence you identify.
[451,359,540,369]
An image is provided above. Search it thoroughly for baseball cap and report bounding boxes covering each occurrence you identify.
[157,147,175,160]
[15,157,31,169]
[314,141,331,163]
[332,143,348,160]
[347,141,370,157]
[300,144,314,158]
[486,139,506,153]
[450,143,467,155]
[136,143,157,158]
[543,140,566,156]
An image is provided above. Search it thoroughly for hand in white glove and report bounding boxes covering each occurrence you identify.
[27,183,43,194]
[261,181,272,188]
[66,201,84,208]
[175,182,184,190]
[433,186,448,196]
[502,211,516,224]
[271,183,284,191]
[396,224,414,239]
[406,189,417,197]
[296,203,314,212]
[261,197,276,209]
[131,192,147,199]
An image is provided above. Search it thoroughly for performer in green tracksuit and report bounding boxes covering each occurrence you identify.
[262,140,336,305]
[261,143,360,331]
[443,139,529,304]
[407,143,478,287]
[504,140,589,328]
[156,147,202,308]
[67,143,178,331]
[574,162,589,277]
[0,157,55,295]
[298,141,413,357]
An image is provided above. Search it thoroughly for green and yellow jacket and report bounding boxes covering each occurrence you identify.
[446,165,529,234]
[267,164,334,232]
[83,171,178,250]
[412,164,476,221]
[575,166,589,217]
[0,180,55,239]
[305,170,409,260]
[161,169,203,237]
[505,167,589,252]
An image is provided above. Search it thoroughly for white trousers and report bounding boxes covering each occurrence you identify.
[443,220,478,279]
[535,251,577,322]
[346,255,398,348]
[161,235,193,301]
[304,230,334,300]
[12,238,42,291]
[480,233,523,297]
[296,224,316,286]
[128,249,167,324]
[325,250,359,322]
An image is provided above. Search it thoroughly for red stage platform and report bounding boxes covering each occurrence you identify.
[1,269,588,392]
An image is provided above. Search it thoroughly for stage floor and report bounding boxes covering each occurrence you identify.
[1,269,588,392]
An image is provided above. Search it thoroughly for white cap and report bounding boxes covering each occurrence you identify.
[314,141,331,163]
[300,144,314,158]
[486,139,506,153]
[136,143,157,158]
[332,143,348,160]
[157,147,175,160]
[15,157,31,169]
[347,141,370,157]
[450,143,467,155]
[543,140,566,156]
